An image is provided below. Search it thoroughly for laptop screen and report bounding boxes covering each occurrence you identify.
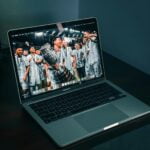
[8,18,104,99]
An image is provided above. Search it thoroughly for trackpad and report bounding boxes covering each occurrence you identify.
[74,104,128,132]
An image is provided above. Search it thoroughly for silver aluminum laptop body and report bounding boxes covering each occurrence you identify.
[8,18,150,147]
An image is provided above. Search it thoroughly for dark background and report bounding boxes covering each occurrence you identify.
[0,0,150,150]
[0,0,150,75]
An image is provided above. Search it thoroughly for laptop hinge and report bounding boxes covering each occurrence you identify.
[24,78,107,105]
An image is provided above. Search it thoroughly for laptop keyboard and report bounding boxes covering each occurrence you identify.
[30,83,126,124]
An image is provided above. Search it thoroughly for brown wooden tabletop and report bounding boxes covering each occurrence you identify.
[0,50,149,150]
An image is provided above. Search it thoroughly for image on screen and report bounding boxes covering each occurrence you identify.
[10,20,103,98]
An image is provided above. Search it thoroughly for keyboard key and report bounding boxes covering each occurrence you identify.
[30,83,126,124]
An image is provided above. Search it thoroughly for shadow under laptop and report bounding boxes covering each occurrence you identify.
[62,114,150,150]
[22,107,149,150]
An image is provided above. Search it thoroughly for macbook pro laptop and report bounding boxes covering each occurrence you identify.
[8,18,150,147]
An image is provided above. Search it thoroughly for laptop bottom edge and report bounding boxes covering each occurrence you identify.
[22,80,150,147]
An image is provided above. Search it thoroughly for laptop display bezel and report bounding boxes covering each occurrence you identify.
[8,17,106,104]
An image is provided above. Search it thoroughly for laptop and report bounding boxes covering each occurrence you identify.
[8,18,150,147]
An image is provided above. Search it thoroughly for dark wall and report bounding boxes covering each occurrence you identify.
[0,0,79,47]
[79,0,150,75]
[1,0,150,74]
